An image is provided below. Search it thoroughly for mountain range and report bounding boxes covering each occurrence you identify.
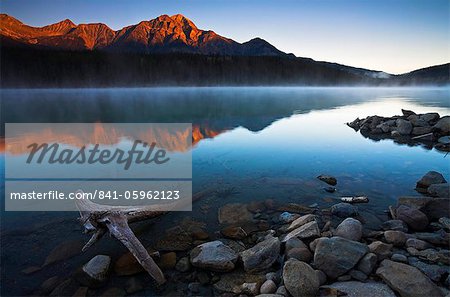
[1,13,448,87]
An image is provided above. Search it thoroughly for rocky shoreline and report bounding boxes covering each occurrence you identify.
[28,171,450,297]
[347,109,450,152]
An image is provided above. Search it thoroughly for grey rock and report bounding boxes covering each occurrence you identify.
[384,230,407,246]
[381,220,409,232]
[349,269,367,281]
[357,252,377,275]
[285,237,308,251]
[322,281,397,297]
[265,272,280,284]
[240,282,260,295]
[314,236,369,279]
[408,115,429,127]
[286,214,316,232]
[405,238,432,250]
[283,259,319,297]
[82,255,111,282]
[427,183,450,198]
[391,254,407,263]
[416,171,447,189]
[315,270,327,285]
[335,218,363,241]
[415,232,449,245]
[218,203,253,224]
[439,217,450,230]
[402,109,416,117]
[331,203,358,218]
[368,241,393,260]
[420,198,450,220]
[376,259,443,297]
[420,113,440,123]
[175,256,191,272]
[408,257,448,282]
[396,119,413,135]
[286,247,312,262]
[438,135,450,144]
[188,282,200,293]
[396,205,429,231]
[412,126,432,135]
[190,241,238,272]
[260,280,277,294]
[241,235,280,272]
[433,116,450,134]
[337,275,352,281]
[275,286,289,297]
[282,220,320,242]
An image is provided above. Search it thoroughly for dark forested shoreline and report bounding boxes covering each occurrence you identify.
[1,46,449,88]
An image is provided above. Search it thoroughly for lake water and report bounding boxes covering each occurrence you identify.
[1,87,449,296]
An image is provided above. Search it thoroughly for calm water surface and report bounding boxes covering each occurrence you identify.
[0,87,449,295]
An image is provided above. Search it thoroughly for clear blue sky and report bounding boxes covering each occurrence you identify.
[1,0,448,74]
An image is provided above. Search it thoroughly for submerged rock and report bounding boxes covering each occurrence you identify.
[218,203,253,224]
[376,259,443,297]
[190,241,238,272]
[317,174,337,185]
[314,237,369,279]
[427,183,450,198]
[331,203,358,218]
[283,259,320,297]
[381,220,409,232]
[416,171,447,190]
[241,235,280,272]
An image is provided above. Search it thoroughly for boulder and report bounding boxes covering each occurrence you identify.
[368,241,393,260]
[322,281,397,297]
[376,259,443,297]
[395,119,413,135]
[286,247,312,262]
[241,235,280,272]
[286,214,316,232]
[408,257,448,282]
[283,259,319,297]
[282,220,320,242]
[420,198,450,220]
[381,220,408,232]
[349,269,367,281]
[259,280,277,294]
[356,253,377,275]
[402,109,416,117]
[412,126,432,135]
[416,171,447,189]
[420,113,440,123]
[433,116,450,134]
[427,183,450,198]
[331,203,358,218]
[82,255,111,282]
[395,205,429,231]
[335,218,363,241]
[314,237,369,279]
[408,115,428,127]
[190,241,238,272]
[383,230,407,246]
[391,254,407,263]
[405,238,432,250]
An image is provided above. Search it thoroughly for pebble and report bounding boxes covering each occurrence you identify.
[391,254,408,263]
[260,280,277,294]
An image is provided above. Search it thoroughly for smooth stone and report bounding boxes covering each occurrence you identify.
[241,235,280,272]
[427,183,450,198]
[356,252,377,275]
[314,237,369,279]
[396,205,429,231]
[349,269,367,281]
[391,254,407,263]
[218,203,253,224]
[433,116,450,134]
[82,255,110,282]
[316,270,327,285]
[260,280,277,294]
[283,259,320,297]
[286,214,316,232]
[408,257,448,282]
[396,119,413,135]
[175,256,191,272]
[275,286,289,296]
[335,218,363,241]
[190,241,238,272]
[381,220,409,232]
[331,203,358,218]
[420,113,440,123]
[368,241,393,260]
[376,259,443,297]
[322,281,397,297]
[286,247,312,262]
[384,230,407,246]
[406,238,432,250]
[282,220,320,242]
[317,175,337,186]
[416,171,447,189]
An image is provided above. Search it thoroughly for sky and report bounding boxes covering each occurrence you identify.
[1,0,448,74]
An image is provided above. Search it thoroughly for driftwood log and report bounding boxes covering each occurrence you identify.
[75,188,213,285]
